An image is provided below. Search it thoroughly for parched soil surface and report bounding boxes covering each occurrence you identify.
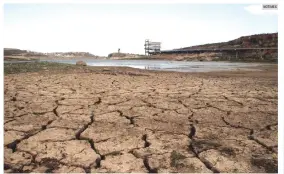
[4,64,278,173]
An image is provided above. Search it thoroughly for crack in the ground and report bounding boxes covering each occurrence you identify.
[5,113,29,122]
[4,129,27,133]
[188,124,196,139]
[46,126,78,131]
[187,110,195,124]
[125,115,135,124]
[188,123,220,173]
[32,111,55,116]
[94,97,102,105]
[260,123,278,131]
[177,99,188,108]
[111,80,119,85]
[52,101,59,117]
[70,88,76,93]
[248,135,277,153]
[6,118,57,153]
[106,99,132,106]
[95,138,111,144]
[206,103,228,113]
[221,111,254,135]
[4,118,17,124]
[140,132,158,173]
[75,110,105,169]
[142,134,151,148]
[116,110,138,125]
[222,95,244,106]
[143,157,158,173]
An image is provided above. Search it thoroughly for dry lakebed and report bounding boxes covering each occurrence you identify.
[4,62,278,173]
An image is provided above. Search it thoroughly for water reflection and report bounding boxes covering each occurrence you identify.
[37,59,263,72]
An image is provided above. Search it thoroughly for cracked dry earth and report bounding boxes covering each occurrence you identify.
[4,67,278,173]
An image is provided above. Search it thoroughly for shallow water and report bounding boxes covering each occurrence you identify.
[5,59,264,72]
[40,59,265,72]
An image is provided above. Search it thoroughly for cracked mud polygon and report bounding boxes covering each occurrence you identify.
[4,65,278,173]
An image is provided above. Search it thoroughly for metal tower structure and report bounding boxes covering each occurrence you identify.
[144,39,161,56]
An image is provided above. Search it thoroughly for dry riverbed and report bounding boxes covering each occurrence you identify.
[4,62,278,173]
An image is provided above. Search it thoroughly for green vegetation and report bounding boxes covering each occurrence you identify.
[170,150,187,168]
[3,61,142,76]
[4,61,77,75]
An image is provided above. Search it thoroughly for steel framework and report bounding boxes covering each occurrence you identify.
[144,39,161,56]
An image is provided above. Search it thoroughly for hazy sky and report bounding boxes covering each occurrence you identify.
[4,3,278,56]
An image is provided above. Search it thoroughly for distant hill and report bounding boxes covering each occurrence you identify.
[4,48,29,55]
[150,33,278,62]
[4,48,99,58]
[178,33,278,50]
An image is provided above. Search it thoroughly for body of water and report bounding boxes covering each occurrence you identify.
[5,59,265,72]
[41,59,264,72]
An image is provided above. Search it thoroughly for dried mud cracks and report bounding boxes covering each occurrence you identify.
[4,70,278,173]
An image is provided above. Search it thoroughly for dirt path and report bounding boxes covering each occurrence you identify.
[4,65,278,173]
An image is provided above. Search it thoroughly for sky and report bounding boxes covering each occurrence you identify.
[4,3,278,56]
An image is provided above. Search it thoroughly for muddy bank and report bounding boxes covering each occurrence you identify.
[4,62,278,173]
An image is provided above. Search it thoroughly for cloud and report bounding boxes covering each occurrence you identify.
[244,4,278,15]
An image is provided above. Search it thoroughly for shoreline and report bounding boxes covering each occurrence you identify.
[4,61,278,78]
[4,55,278,63]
